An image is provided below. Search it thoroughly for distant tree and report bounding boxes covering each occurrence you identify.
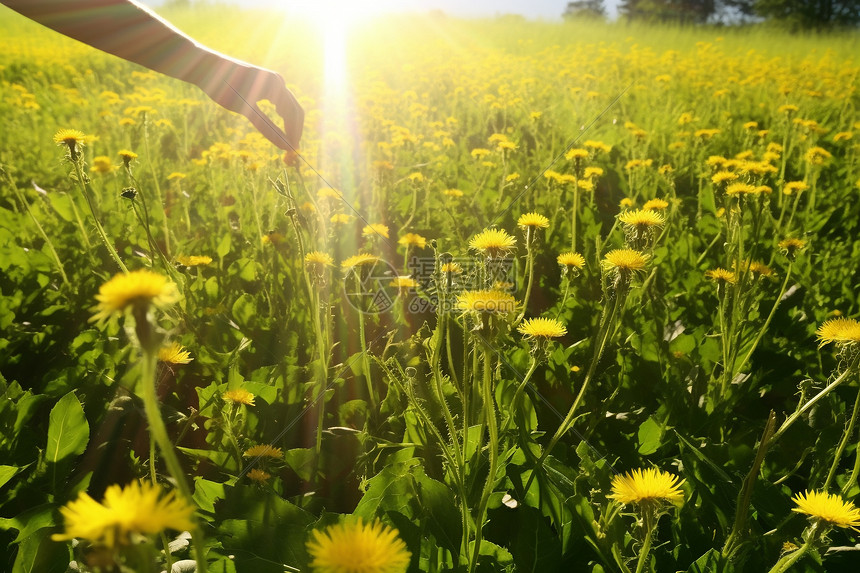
[563,0,607,19]
[754,0,860,29]
[619,0,718,24]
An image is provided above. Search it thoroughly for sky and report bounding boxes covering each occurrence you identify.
[145,1,621,20]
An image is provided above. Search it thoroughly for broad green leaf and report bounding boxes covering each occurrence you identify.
[45,391,89,465]
[217,486,314,572]
[284,448,315,482]
[637,416,664,455]
[414,467,462,556]
[216,233,231,258]
[0,465,19,490]
[231,293,256,329]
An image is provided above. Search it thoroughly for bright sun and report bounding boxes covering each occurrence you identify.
[287,0,401,87]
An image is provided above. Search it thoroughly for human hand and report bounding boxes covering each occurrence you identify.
[196,57,304,151]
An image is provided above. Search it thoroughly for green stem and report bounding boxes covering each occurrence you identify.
[515,229,536,325]
[527,282,627,492]
[824,384,860,491]
[767,523,820,573]
[571,181,580,251]
[5,171,70,288]
[139,342,207,573]
[470,345,499,573]
[72,159,128,273]
[143,115,171,256]
[357,274,377,407]
[772,364,857,445]
[735,263,792,376]
[633,508,655,573]
[504,354,539,433]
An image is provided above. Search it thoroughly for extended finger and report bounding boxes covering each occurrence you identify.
[244,103,291,150]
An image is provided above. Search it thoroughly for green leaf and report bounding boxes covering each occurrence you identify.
[216,486,314,572]
[0,465,19,490]
[472,539,514,572]
[685,548,734,573]
[11,526,68,573]
[284,448,315,481]
[0,503,57,543]
[354,460,421,520]
[637,416,664,455]
[216,233,231,258]
[193,477,227,514]
[414,467,462,556]
[231,293,257,330]
[509,506,562,573]
[45,391,89,465]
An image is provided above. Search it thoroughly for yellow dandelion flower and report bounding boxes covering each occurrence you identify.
[694,128,721,139]
[53,128,89,147]
[816,318,860,347]
[441,262,463,274]
[778,238,806,257]
[91,270,180,324]
[398,233,427,248]
[619,197,635,209]
[608,468,685,505]
[247,469,271,484]
[584,167,604,179]
[390,276,419,289]
[362,224,390,239]
[457,290,517,314]
[617,209,665,229]
[244,444,282,459]
[778,104,799,115]
[158,341,193,365]
[706,155,727,168]
[705,268,736,284]
[643,198,669,211]
[725,182,756,196]
[223,389,256,406]
[804,146,832,166]
[470,148,491,159]
[305,251,335,268]
[792,490,860,530]
[341,254,380,270]
[330,214,353,225]
[52,481,194,548]
[443,188,464,198]
[306,519,411,573]
[506,173,520,182]
[712,171,738,185]
[783,181,810,196]
[748,261,775,278]
[557,252,585,269]
[167,172,186,181]
[833,131,853,143]
[468,228,517,257]
[90,156,114,174]
[743,121,759,130]
[118,149,138,163]
[602,249,649,273]
[517,212,550,230]
[565,148,589,161]
[518,317,567,339]
[176,255,212,267]
[584,140,611,153]
[318,187,342,200]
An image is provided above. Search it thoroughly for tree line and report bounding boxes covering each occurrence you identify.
[563,0,860,30]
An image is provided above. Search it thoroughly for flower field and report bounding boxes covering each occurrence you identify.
[2,5,860,572]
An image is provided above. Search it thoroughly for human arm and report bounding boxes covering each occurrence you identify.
[1,0,303,150]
